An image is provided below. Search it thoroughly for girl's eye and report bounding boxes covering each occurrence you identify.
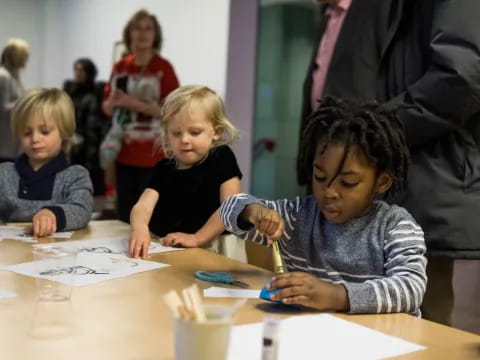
[314,175,326,183]
[41,130,50,135]
[341,181,359,188]
[171,131,181,137]
[190,130,202,136]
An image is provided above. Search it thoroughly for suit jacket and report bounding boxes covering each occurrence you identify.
[297,0,390,185]
[379,0,480,258]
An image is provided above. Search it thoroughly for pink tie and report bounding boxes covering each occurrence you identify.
[310,5,349,111]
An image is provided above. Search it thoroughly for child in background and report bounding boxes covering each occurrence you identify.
[221,97,427,314]
[129,85,246,261]
[0,88,93,237]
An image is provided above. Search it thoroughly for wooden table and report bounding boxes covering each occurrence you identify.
[1,220,479,360]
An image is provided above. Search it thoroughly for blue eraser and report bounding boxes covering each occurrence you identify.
[259,281,282,302]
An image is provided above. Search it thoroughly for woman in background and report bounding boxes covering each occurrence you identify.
[0,38,29,163]
[64,58,106,196]
[102,9,179,222]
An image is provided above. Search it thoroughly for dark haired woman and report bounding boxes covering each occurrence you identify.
[63,58,105,196]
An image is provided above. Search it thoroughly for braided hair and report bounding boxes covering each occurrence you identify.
[298,96,409,199]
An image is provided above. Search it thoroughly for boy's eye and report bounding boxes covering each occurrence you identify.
[341,181,359,188]
[314,175,326,183]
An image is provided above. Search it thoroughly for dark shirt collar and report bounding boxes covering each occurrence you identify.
[15,152,68,200]
[15,152,68,182]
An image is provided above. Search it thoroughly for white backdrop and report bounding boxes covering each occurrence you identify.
[0,0,230,96]
[0,0,257,190]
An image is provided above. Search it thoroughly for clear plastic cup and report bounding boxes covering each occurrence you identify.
[32,245,77,302]
[173,304,234,360]
[29,299,75,339]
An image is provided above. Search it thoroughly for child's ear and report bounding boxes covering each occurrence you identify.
[213,128,222,142]
[375,172,393,194]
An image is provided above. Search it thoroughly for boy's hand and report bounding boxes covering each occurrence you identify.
[32,209,57,238]
[244,204,284,243]
[267,272,349,311]
[163,232,200,248]
[129,227,151,259]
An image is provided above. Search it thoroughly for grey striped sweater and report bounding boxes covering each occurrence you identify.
[220,194,427,315]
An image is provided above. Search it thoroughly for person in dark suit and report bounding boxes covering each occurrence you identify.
[378,0,480,326]
[297,0,389,187]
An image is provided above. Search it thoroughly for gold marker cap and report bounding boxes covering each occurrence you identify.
[272,242,285,274]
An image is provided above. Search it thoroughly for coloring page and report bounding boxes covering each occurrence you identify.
[1,252,168,286]
[0,226,73,243]
[34,237,184,256]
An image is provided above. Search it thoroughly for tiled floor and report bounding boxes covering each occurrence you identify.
[452,260,480,334]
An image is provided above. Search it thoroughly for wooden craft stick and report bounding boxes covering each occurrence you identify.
[178,305,194,320]
[188,284,206,322]
[162,290,183,318]
[182,288,194,313]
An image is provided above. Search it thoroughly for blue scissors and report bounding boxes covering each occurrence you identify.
[194,271,250,288]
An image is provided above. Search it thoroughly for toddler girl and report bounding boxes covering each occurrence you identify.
[129,85,245,261]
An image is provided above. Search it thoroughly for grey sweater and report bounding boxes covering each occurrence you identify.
[220,194,427,315]
[0,162,93,231]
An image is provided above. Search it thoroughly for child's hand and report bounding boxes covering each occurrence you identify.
[129,227,151,259]
[267,272,349,311]
[244,204,284,243]
[163,233,199,248]
[32,209,57,238]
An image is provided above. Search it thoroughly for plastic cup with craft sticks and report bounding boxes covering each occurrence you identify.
[163,284,246,360]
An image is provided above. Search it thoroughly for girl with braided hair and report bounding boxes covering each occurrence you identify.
[220,96,427,314]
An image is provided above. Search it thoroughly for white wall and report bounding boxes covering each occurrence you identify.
[1,0,230,96]
[53,0,230,96]
[1,0,257,190]
[0,0,45,88]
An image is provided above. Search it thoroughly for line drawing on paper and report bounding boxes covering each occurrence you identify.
[80,246,115,254]
[40,266,110,276]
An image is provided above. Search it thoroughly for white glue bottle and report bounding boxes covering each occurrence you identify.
[262,316,281,360]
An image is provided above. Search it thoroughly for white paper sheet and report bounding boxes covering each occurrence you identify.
[0,226,28,236]
[0,290,18,298]
[228,314,425,360]
[2,234,37,243]
[0,252,169,286]
[48,231,74,238]
[35,237,183,256]
[204,286,261,299]
[0,226,74,242]
[0,226,33,242]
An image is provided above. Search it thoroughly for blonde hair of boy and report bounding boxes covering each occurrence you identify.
[11,88,75,152]
[160,85,239,158]
[1,38,29,77]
